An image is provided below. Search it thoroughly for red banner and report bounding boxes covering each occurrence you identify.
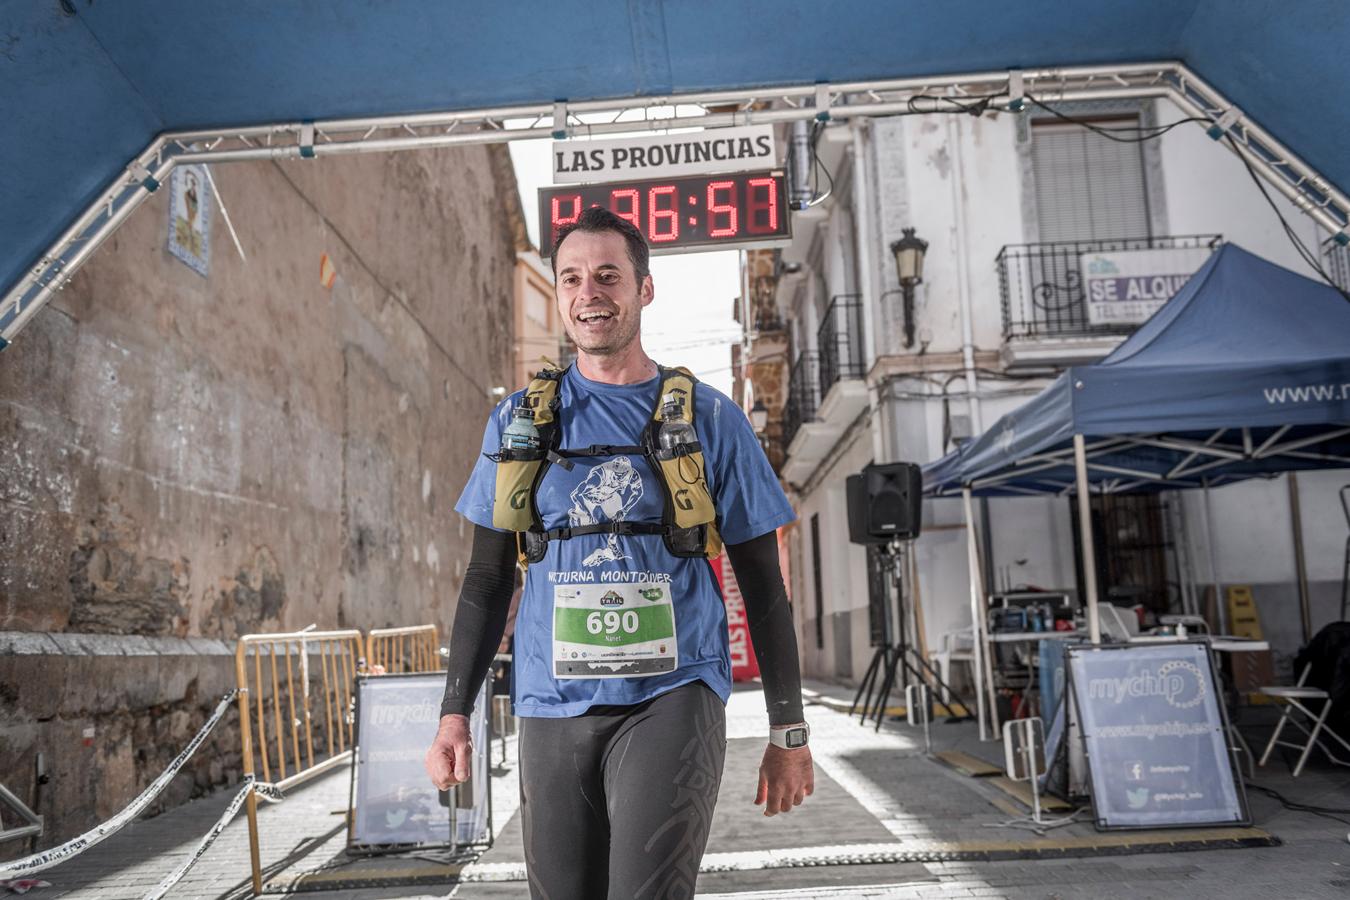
[714,554,760,682]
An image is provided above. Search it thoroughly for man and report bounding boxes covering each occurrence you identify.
[425,207,811,899]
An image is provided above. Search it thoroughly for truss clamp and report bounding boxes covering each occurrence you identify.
[299,121,315,158]
[127,160,159,192]
[1007,70,1025,112]
[552,102,568,140]
[1206,106,1242,141]
[814,83,831,122]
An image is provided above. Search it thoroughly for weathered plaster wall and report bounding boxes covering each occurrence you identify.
[0,144,517,852]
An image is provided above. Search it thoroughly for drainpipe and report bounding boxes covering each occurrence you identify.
[945,110,982,434]
[947,106,995,616]
[851,118,887,463]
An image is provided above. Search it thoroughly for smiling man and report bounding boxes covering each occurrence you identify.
[426,207,811,899]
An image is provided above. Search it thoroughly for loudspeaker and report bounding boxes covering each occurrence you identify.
[847,474,889,545]
[846,462,923,544]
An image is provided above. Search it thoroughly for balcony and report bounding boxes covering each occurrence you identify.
[782,352,834,485]
[815,293,869,429]
[997,235,1221,369]
[783,352,818,449]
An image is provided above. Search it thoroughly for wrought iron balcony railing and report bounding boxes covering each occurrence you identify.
[817,294,865,395]
[997,235,1222,341]
[783,351,820,450]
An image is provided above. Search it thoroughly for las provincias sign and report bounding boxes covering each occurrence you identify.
[552,124,777,184]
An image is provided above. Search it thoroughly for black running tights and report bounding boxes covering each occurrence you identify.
[516,681,727,900]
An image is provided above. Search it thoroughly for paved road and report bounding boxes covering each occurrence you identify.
[11,680,1350,898]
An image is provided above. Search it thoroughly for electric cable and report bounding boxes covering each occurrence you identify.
[906,92,1007,118]
[1019,93,1350,304]
[1244,781,1350,826]
[1223,133,1350,305]
[803,121,834,208]
[1024,94,1211,143]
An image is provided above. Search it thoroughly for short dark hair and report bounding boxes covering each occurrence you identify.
[550,206,650,282]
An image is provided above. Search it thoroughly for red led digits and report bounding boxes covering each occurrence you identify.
[551,194,583,244]
[610,189,640,230]
[541,173,783,254]
[706,180,738,238]
[745,178,778,235]
[648,185,679,243]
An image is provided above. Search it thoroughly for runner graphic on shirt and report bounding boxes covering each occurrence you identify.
[569,456,644,566]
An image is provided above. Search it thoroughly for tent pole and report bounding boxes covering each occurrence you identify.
[1288,473,1312,643]
[1073,434,1102,644]
[1200,478,1229,633]
[962,487,990,741]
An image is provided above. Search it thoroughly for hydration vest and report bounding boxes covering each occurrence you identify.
[489,365,723,564]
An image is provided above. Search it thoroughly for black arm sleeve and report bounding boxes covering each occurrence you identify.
[439,524,518,718]
[724,531,805,726]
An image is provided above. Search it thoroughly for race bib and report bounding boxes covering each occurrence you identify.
[553,580,678,679]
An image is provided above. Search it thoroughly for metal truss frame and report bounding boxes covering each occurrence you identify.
[929,425,1350,498]
[4,60,1348,350]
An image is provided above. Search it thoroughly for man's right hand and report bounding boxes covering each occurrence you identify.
[424,713,473,790]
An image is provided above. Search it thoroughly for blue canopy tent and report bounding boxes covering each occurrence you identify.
[926,244,1350,500]
[923,245,1350,736]
[2,1,1350,348]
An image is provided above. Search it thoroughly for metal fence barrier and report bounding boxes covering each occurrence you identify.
[366,624,441,674]
[235,628,363,895]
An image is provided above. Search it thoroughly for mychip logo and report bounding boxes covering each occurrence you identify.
[1087,661,1206,709]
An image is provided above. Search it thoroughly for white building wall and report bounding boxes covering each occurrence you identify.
[1157,106,1326,278]
[790,415,876,683]
[782,99,1350,687]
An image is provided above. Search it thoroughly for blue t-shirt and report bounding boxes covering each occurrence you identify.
[455,365,795,717]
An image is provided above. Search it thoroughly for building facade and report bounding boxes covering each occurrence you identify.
[0,145,520,851]
[740,101,1350,691]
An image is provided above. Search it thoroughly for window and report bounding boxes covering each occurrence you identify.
[1032,119,1151,242]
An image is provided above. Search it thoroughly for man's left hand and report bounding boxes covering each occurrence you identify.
[753,743,814,817]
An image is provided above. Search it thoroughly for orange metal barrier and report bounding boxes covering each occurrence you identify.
[234,629,363,894]
[365,624,441,673]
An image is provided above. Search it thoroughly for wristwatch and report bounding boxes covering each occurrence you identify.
[768,723,810,750]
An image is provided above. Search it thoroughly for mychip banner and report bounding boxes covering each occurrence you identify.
[350,672,490,849]
[1067,642,1247,829]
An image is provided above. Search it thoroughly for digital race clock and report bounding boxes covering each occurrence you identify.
[538,170,790,258]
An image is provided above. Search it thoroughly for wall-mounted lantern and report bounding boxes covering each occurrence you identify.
[889,227,928,349]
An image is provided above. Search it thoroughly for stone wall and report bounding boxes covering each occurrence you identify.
[0,144,518,854]
[0,632,241,853]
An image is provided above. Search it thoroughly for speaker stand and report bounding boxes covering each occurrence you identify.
[850,539,975,731]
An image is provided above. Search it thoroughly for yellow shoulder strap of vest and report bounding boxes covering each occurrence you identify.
[523,366,565,426]
[652,366,698,424]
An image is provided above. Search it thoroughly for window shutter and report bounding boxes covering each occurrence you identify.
[1032,121,1151,242]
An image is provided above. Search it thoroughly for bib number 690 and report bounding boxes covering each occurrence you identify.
[586,610,640,635]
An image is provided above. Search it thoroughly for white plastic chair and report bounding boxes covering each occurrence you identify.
[1257,663,1350,777]
[930,629,976,705]
[1099,604,1140,642]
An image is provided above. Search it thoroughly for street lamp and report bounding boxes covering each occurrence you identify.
[889,227,928,349]
[749,399,769,433]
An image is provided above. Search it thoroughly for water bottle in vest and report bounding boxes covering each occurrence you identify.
[502,405,540,452]
[659,393,697,456]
